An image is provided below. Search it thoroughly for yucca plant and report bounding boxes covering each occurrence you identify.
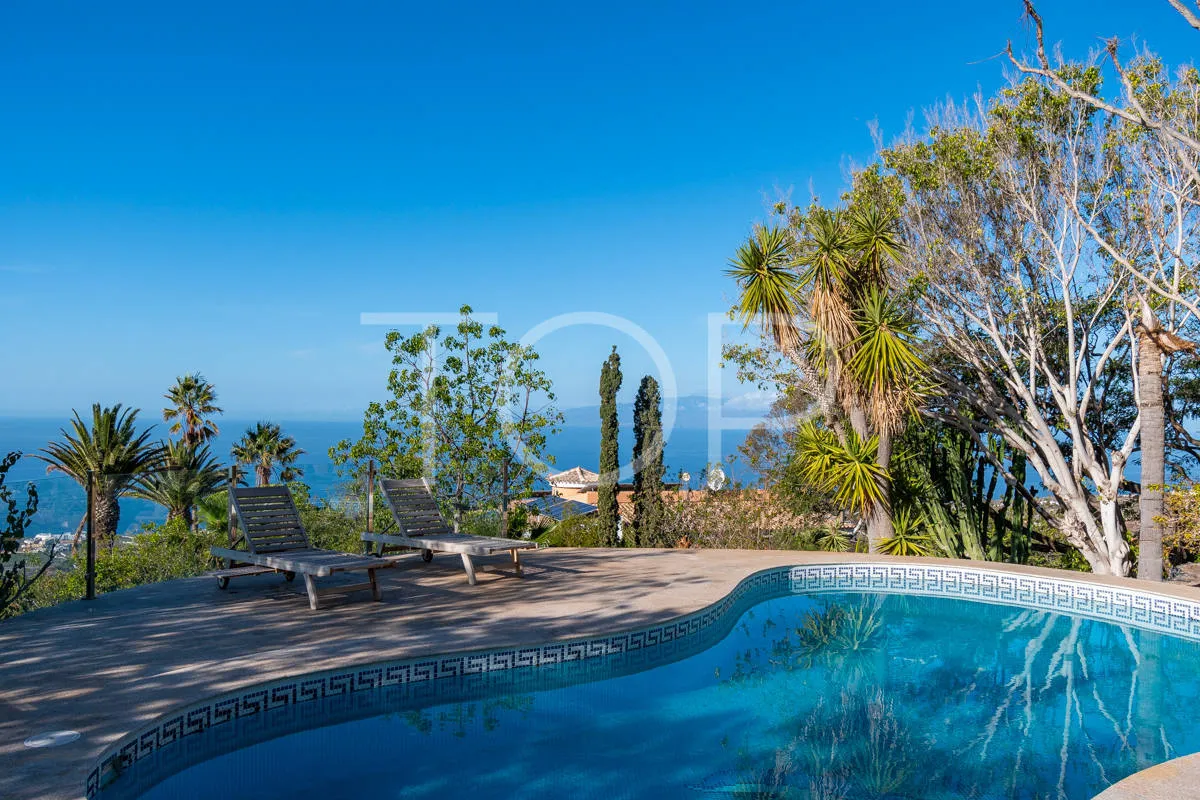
[794,422,887,518]
[877,508,932,557]
[815,525,853,552]
[37,404,165,541]
[727,195,928,551]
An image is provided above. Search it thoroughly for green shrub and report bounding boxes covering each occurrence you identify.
[459,506,530,539]
[290,482,365,554]
[536,514,607,547]
[26,518,224,610]
[461,510,502,538]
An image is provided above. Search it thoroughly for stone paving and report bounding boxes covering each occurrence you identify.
[3,548,1200,800]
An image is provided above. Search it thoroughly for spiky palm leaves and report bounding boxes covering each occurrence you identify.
[846,291,925,434]
[797,207,922,436]
[231,422,305,486]
[163,373,223,447]
[727,225,803,353]
[131,441,226,527]
[196,491,230,533]
[876,508,932,556]
[794,422,887,518]
[37,404,165,540]
[728,202,927,548]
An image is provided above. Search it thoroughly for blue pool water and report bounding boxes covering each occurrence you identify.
[111,591,1200,800]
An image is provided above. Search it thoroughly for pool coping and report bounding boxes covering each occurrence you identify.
[88,559,1200,800]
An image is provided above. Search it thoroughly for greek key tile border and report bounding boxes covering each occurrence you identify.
[789,564,1200,640]
[87,563,1200,799]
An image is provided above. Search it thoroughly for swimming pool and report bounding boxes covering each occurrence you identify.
[92,567,1200,800]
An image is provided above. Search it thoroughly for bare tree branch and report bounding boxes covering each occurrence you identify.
[1167,0,1200,32]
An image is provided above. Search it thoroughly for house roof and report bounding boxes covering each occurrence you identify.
[547,466,599,486]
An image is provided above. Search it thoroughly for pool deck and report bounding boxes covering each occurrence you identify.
[4,548,1200,800]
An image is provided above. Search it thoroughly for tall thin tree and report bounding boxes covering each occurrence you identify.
[598,347,622,546]
[632,375,666,547]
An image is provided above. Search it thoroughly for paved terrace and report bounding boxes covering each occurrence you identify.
[3,548,1200,800]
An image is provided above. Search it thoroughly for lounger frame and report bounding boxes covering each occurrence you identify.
[211,486,390,610]
[362,477,535,585]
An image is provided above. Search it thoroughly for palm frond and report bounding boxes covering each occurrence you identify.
[794,422,888,517]
[848,203,905,290]
[726,225,802,351]
[846,289,925,391]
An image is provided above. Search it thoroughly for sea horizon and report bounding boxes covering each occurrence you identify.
[1,416,760,537]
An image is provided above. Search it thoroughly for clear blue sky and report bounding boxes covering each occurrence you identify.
[0,0,1194,420]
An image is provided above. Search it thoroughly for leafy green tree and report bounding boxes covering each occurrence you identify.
[631,375,666,546]
[598,346,622,546]
[162,373,223,447]
[232,422,305,486]
[488,345,562,537]
[1,452,53,618]
[333,305,560,531]
[131,440,226,528]
[37,404,165,540]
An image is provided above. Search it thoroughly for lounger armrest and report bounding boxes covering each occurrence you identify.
[211,546,252,562]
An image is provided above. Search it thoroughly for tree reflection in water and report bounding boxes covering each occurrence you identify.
[709,594,1185,800]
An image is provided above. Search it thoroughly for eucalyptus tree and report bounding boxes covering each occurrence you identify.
[332,305,560,531]
[232,422,305,486]
[131,441,226,527]
[162,373,223,447]
[881,75,1148,575]
[598,347,622,546]
[1006,5,1200,579]
[726,194,926,551]
[37,404,165,541]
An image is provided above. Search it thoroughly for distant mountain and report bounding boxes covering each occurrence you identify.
[560,393,772,430]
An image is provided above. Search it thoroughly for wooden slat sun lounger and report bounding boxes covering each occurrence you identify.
[210,486,392,610]
[362,478,535,585]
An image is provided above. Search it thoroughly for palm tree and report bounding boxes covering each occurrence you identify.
[196,490,230,534]
[130,441,226,528]
[727,201,926,551]
[231,422,305,486]
[163,373,223,447]
[37,404,165,541]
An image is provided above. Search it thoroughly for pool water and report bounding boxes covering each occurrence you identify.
[125,592,1200,799]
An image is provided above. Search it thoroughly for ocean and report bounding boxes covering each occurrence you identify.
[0,417,757,536]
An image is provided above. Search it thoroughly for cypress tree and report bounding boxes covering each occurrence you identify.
[598,347,622,546]
[632,375,666,546]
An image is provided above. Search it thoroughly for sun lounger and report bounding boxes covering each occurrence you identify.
[362,477,535,585]
[210,486,391,610]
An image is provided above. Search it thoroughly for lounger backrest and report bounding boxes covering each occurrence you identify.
[380,478,455,537]
[231,486,312,554]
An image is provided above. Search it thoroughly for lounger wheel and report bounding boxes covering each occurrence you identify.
[284,571,296,582]
[216,577,230,590]
[421,549,434,562]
